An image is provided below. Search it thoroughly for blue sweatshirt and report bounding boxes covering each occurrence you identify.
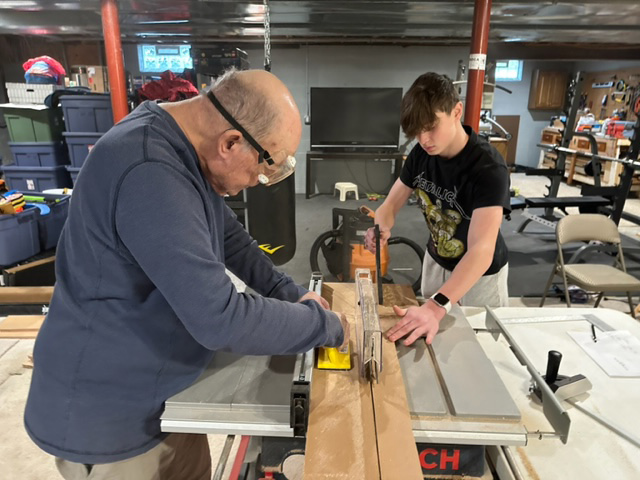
[24,101,343,464]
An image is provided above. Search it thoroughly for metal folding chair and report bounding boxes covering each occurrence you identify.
[540,214,640,317]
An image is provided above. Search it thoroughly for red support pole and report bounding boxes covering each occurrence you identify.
[463,0,492,132]
[101,0,129,124]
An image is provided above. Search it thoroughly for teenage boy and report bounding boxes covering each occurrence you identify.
[365,72,510,346]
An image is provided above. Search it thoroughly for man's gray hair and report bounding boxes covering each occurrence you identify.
[210,68,279,143]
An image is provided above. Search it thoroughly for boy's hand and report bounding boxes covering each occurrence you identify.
[386,303,444,346]
[364,226,391,254]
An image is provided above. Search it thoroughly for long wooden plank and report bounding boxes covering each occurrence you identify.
[376,285,423,479]
[303,283,422,480]
[0,315,45,331]
[0,315,45,338]
[303,283,379,479]
[0,287,54,304]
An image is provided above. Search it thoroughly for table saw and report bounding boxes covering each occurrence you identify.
[161,285,640,479]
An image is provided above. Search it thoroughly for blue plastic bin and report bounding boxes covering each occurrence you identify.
[60,94,114,133]
[9,141,70,167]
[1,164,73,192]
[20,191,71,251]
[0,206,41,266]
[62,132,102,168]
[67,166,81,185]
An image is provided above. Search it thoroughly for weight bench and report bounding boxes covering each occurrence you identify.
[516,195,612,232]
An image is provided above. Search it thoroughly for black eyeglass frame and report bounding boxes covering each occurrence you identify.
[207,91,274,166]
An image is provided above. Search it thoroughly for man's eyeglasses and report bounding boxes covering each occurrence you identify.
[207,91,296,186]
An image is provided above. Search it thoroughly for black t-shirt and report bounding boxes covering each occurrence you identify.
[399,126,511,275]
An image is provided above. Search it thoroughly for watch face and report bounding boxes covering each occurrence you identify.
[433,293,449,305]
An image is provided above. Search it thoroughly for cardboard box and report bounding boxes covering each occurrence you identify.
[86,65,109,93]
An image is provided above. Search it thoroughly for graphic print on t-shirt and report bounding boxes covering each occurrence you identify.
[399,126,511,275]
[416,189,465,259]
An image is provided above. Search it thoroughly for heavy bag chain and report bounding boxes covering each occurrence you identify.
[264,0,271,71]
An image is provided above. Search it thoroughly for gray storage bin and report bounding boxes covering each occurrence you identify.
[0,206,41,266]
[9,141,70,167]
[21,191,71,250]
[67,166,81,186]
[1,164,73,191]
[63,132,102,168]
[60,94,114,133]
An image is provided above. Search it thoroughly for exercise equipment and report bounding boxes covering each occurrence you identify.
[515,71,640,232]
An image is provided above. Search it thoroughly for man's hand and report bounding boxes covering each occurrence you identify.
[298,291,330,309]
[386,303,445,346]
[364,225,391,254]
[335,312,350,353]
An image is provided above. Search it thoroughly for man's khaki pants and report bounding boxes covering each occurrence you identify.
[55,433,211,480]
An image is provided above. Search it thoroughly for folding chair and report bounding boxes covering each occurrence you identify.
[540,214,640,317]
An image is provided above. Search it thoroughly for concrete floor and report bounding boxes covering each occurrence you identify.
[2,172,640,479]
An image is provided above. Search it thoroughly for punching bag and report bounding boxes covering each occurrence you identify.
[246,172,296,266]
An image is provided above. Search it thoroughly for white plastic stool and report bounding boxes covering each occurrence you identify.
[334,182,359,201]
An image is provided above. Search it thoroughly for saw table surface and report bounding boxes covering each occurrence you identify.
[162,285,526,447]
[466,306,640,480]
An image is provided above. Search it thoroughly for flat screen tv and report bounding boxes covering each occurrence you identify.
[310,88,402,151]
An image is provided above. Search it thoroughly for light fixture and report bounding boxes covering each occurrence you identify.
[241,27,265,36]
[135,32,191,37]
[137,20,189,25]
[0,1,38,6]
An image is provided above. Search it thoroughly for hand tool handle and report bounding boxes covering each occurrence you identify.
[545,350,562,384]
[374,224,382,305]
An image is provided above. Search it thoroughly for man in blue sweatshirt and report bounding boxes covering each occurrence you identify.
[24,69,348,479]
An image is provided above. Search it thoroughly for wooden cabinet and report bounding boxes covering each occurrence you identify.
[529,70,569,110]
[488,138,509,164]
[538,127,563,168]
[565,136,627,187]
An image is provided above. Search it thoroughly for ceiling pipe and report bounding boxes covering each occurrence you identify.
[101,0,129,124]
[464,0,492,131]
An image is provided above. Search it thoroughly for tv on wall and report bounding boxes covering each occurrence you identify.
[310,87,403,151]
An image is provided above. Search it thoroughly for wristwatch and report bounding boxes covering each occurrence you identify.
[429,292,452,313]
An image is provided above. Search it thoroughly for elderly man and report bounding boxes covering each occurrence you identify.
[25,69,348,480]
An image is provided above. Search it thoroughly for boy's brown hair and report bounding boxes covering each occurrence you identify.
[400,72,460,138]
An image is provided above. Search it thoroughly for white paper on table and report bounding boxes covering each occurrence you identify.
[568,330,640,377]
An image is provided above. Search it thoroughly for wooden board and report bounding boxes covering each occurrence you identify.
[303,283,422,480]
[0,286,54,304]
[0,315,45,338]
[374,286,423,479]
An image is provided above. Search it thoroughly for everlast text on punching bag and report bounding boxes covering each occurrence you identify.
[246,172,296,266]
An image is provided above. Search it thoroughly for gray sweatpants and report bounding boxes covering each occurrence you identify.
[421,252,509,308]
[55,433,211,480]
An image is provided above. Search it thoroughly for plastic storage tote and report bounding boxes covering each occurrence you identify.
[1,164,73,192]
[67,166,81,185]
[1,105,65,142]
[60,94,114,133]
[63,132,102,168]
[6,82,62,104]
[9,141,70,167]
[20,190,71,251]
[0,206,41,266]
